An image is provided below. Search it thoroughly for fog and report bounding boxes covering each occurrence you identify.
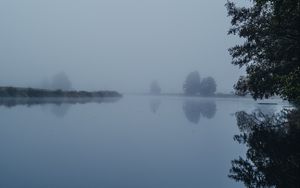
[0,0,245,93]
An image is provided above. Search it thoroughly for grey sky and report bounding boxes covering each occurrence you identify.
[0,0,244,93]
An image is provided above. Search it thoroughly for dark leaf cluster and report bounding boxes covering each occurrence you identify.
[229,109,300,188]
[226,0,300,101]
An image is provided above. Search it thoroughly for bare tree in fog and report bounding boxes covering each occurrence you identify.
[40,72,72,90]
[150,81,161,95]
[52,72,72,90]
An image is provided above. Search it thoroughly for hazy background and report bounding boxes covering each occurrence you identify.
[0,0,245,93]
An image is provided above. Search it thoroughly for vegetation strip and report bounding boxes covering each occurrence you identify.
[0,87,122,98]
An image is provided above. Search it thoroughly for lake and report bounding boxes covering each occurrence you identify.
[0,96,286,188]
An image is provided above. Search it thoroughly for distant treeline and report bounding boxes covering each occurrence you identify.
[150,71,219,97]
[0,87,122,98]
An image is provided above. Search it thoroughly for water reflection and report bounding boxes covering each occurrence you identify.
[0,97,121,108]
[0,97,121,117]
[50,104,71,118]
[229,109,300,188]
[182,100,216,123]
[149,98,161,114]
[254,103,278,115]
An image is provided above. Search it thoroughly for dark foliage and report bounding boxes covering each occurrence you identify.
[229,109,300,188]
[0,87,122,98]
[226,0,300,101]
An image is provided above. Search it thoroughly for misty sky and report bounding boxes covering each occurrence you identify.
[0,0,245,93]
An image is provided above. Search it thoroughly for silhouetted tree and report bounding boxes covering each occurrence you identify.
[199,77,217,96]
[229,109,300,188]
[226,0,300,101]
[150,81,161,94]
[183,71,201,95]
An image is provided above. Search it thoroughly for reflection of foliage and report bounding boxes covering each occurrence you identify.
[0,97,121,108]
[50,104,71,118]
[200,101,217,119]
[183,101,202,123]
[0,97,121,118]
[149,98,161,114]
[183,100,216,123]
[229,109,300,188]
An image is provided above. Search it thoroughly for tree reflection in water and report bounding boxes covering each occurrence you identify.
[0,97,121,117]
[229,108,300,188]
[182,100,216,123]
[149,98,161,114]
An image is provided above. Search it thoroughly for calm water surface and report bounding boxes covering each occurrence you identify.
[0,96,285,188]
